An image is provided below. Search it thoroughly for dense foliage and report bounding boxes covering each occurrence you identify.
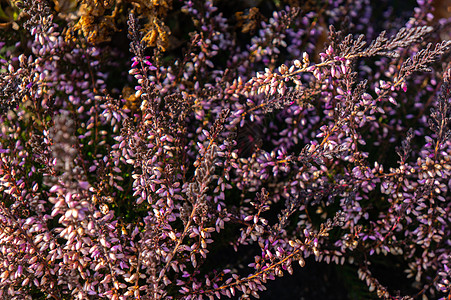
[0,0,450,299]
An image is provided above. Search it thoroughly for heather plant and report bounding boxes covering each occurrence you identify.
[0,0,451,299]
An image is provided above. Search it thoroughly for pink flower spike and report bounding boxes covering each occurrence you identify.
[401,82,407,92]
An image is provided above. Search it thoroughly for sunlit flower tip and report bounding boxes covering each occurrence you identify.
[401,82,407,92]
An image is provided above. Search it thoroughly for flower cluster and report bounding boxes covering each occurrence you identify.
[0,0,451,299]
